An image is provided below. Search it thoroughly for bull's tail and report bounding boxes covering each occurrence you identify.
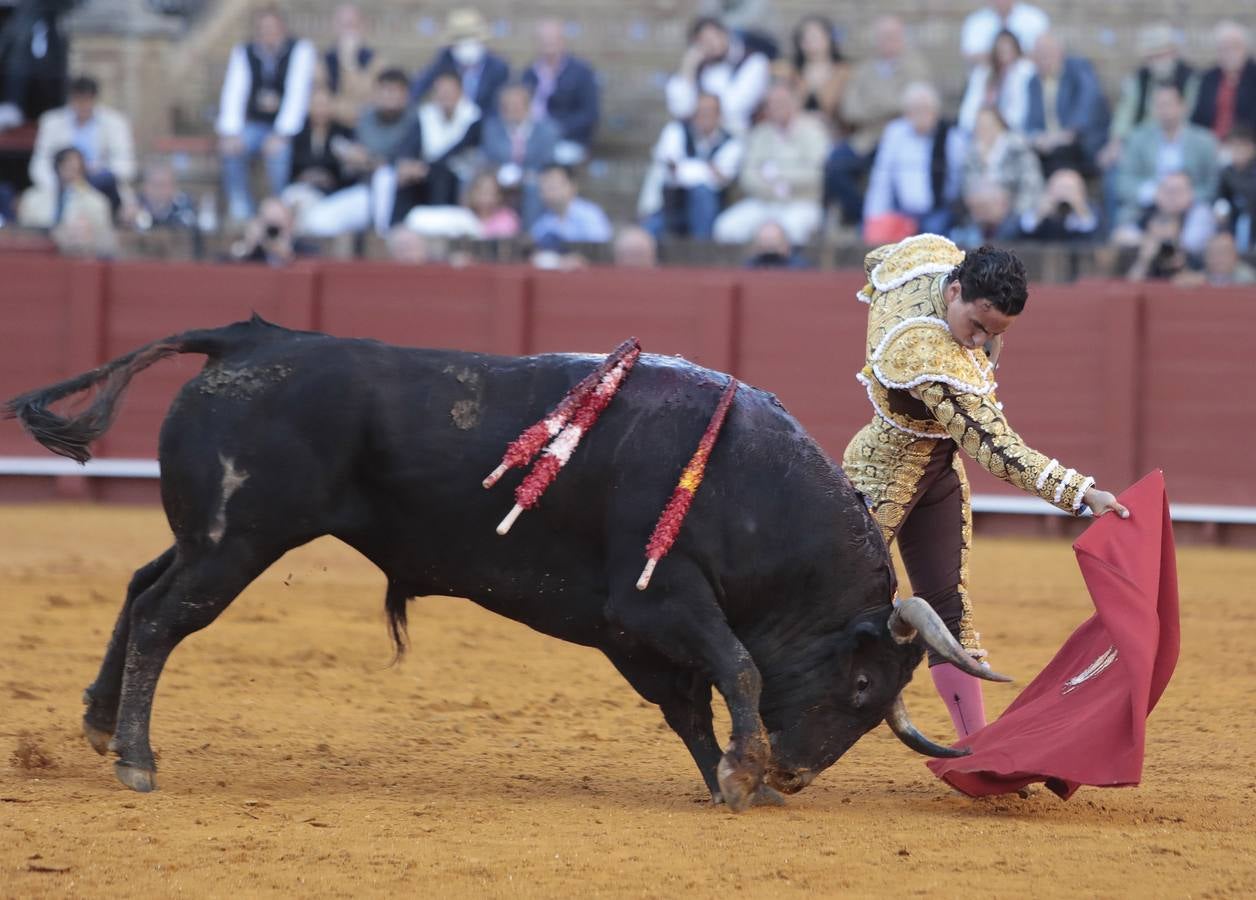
[3,315,279,463]
[384,580,411,664]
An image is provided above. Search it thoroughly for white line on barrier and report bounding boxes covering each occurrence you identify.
[1,456,1254,524]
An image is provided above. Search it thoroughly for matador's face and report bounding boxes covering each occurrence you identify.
[944,283,1016,351]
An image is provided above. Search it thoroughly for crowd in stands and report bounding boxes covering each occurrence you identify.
[1,1,1255,283]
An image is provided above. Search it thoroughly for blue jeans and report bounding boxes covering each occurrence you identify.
[221,120,293,221]
[824,143,872,226]
[643,185,722,239]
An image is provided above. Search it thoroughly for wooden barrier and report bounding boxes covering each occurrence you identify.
[0,256,1252,517]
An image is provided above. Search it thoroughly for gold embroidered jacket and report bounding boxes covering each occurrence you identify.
[845,234,1094,515]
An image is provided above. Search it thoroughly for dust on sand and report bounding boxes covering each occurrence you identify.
[1,505,1254,898]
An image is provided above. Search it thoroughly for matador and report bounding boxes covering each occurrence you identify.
[842,236,1129,738]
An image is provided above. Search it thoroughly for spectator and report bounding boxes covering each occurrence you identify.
[1115,83,1219,229]
[410,7,509,114]
[29,75,137,216]
[301,68,422,237]
[133,162,196,231]
[230,195,318,265]
[1101,23,1198,170]
[612,225,657,267]
[953,107,1042,244]
[386,225,430,264]
[1117,171,1215,266]
[47,146,116,258]
[696,0,780,59]
[666,17,770,135]
[399,165,523,240]
[316,3,382,129]
[479,81,559,226]
[713,81,827,245]
[783,15,849,133]
[284,86,355,228]
[1182,231,1256,285]
[216,5,316,222]
[530,164,612,245]
[465,170,519,238]
[960,0,1049,64]
[826,16,929,226]
[862,82,965,239]
[1217,127,1256,252]
[521,19,599,165]
[1024,32,1109,177]
[1019,168,1099,242]
[958,29,1035,134]
[393,71,482,222]
[0,0,74,129]
[1124,208,1195,282]
[638,92,742,239]
[744,219,809,269]
[1191,22,1256,142]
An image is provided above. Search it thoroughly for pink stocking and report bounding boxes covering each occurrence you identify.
[930,663,987,738]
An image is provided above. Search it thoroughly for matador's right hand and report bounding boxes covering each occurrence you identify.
[1083,487,1130,519]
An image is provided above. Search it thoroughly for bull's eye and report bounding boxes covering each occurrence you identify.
[852,673,871,708]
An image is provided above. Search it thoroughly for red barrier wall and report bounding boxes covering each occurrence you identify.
[1,257,1252,512]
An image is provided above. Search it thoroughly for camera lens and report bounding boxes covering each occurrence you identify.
[264,223,282,239]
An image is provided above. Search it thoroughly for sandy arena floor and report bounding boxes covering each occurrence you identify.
[1,504,1254,898]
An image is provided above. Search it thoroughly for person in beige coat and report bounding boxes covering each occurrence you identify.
[28,76,136,214]
[48,147,118,259]
[713,82,828,245]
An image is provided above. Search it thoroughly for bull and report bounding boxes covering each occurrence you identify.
[4,316,1006,810]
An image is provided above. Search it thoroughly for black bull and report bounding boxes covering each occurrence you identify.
[5,316,1004,810]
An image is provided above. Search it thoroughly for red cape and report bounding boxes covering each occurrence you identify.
[927,470,1180,798]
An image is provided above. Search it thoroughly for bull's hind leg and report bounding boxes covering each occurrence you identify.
[83,546,177,754]
[605,563,770,812]
[108,539,279,792]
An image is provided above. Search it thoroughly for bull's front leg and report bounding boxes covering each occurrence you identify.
[606,568,771,812]
[709,645,771,811]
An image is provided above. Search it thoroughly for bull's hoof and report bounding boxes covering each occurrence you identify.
[83,722,112,756]
[716,754,761,813]
[114,762,157,793]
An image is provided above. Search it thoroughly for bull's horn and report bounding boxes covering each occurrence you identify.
[888,596,1013,683]
[885,695,970,758]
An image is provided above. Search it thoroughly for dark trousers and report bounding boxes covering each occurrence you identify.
[390,160,460,226]
[886,442,970,667]
[824,142,873,225]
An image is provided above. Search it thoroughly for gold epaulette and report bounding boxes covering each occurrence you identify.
[857,234,965,304]
[870,318,995,395]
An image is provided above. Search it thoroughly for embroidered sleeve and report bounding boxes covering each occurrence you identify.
[917,382,1094,514]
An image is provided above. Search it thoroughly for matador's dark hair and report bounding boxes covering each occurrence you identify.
[950,245,1028,316]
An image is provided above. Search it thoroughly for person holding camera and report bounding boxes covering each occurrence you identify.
[230,196,319,265]
[1125,210,1194,281]
[1019,167,1099,241]
[1115,170,1215,276]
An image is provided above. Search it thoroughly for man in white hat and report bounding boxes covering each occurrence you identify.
[410,7,509,113]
